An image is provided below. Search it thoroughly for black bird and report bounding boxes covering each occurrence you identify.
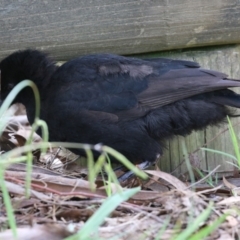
[1,49,240,181]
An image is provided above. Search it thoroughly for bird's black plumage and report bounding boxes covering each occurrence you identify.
[1,49,240,170]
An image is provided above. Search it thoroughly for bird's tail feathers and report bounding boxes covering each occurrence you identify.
[210,89,240,108]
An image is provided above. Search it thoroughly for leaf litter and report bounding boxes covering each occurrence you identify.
[1,104,240,239]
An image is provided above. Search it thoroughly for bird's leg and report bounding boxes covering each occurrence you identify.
[113,165,126,172]
[117,160,154,182]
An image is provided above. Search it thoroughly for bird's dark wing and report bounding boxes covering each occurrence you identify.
[137,68,240,108]
[52,54,240,121]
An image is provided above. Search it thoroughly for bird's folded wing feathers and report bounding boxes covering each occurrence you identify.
[59,59,240,122]
[137,69,240,109]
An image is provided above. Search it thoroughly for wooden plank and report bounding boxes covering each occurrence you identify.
[1,1,240,60]
[156,45,240,177]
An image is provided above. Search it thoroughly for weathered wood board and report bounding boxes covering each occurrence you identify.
[1,1,240,60]
[147,45,240,177]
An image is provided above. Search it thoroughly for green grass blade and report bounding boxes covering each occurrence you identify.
[65,187,140,240]
[0,79,43,232]
[155,216,171,240]
[173,202,213,240]
[102,146,148,179]
[201,148,237,161]
[0,80,40,119]
[181,138,195,184]
[86,148,96,191]
[188,213,227,240]
[0,168,17,237]
[227,116,240,166]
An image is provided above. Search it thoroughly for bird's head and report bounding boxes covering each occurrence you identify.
[0,49,57,104]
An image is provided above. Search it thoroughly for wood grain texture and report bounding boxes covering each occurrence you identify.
[1,1,240,60]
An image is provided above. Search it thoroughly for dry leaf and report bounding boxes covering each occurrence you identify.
[145,170,186,190]
[0,224,72,240]
[4,180,51,201]
[226,216,238,227]
[217,196,240,205]
[223,176,237,190]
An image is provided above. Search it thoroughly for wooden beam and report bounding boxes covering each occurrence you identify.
[1,1,240,60]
